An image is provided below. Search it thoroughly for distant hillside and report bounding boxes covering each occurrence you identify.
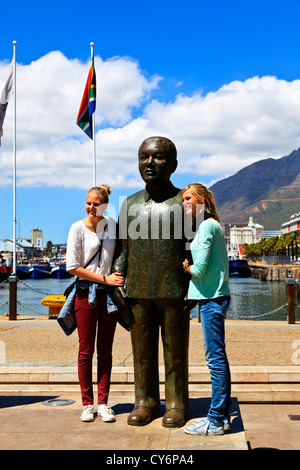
[209,148,300,230]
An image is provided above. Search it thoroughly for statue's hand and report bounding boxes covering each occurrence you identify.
[113,286,127,309]
[183,299,198,314]
[113,286,132,331]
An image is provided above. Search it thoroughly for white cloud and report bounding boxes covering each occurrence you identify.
[0,51,160,188]
[143,76,300,170]
[97,56,161,125]
[1,52,300,190]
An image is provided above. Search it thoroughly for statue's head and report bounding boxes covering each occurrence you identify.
[138,136,178,190]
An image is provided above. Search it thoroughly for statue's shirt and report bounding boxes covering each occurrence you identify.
[114,183,190,299]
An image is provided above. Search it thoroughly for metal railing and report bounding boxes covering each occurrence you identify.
[0,277,50,318]
[0,276,298,323]
[195,279,296,323]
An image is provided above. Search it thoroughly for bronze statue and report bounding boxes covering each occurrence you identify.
[113,136,191,428]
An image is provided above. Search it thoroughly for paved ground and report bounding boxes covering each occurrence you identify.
[0,394,249,451]
[0,316,299,366]
[0,315,300,451]
[1,392,300,451]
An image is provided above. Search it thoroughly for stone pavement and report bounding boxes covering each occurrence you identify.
[0,394,247,451]
[0,315,300,451]
[1,316,299,366]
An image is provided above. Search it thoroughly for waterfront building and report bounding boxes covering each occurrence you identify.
[258,230,282,240]
[282,212,300,234]
[220,222,246,245]
[31,229,43,249]
[0,238,42,260]
[230,217,264,245]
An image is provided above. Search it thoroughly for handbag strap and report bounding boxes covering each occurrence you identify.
[83,223,108,269]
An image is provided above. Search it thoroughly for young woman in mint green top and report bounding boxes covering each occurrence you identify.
[181,183,231,436]
[187,217,230,300]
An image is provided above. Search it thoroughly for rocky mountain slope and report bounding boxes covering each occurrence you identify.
[209,148,300,230]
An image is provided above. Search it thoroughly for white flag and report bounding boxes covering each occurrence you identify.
[0,56,14,145]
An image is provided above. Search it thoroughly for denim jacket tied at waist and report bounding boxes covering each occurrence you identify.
[75,278,117,314]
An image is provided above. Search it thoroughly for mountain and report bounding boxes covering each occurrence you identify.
[209,148,300,230]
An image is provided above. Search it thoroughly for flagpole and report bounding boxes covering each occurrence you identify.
[12,41,17,275]
[90,42,96,187]
[9,40,17,321]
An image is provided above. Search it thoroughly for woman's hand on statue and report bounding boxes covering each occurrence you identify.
[183,259,189,270]
[183,259,191,274]
[105,272,125,286]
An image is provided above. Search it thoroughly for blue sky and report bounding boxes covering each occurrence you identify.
[1,0,300,244]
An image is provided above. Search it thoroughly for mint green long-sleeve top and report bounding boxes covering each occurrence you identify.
[188,218,230,300]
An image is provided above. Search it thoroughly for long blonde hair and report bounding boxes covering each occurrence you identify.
[182,183,220,222]
[86,184,111,203]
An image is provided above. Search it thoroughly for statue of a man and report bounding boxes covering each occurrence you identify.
[113,136,191,428]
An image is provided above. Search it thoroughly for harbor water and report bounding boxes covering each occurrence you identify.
[191,277,298,322]
[0,276,299,322]
[0,277,73,318]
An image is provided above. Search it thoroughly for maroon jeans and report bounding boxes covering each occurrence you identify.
[74,289,118,406]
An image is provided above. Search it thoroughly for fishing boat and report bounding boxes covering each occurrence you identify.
[0,265,12,282]
[228,244,250,277]
[228,259,250,277]
[51,263,72,279]
[16,260,31,279]
[16,265,30,279]
[29,260,51,279]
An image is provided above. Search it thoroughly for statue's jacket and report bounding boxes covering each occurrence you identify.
[113,182,190,299]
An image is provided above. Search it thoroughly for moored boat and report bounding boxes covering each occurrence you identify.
[16,265,30,279]
[228,259,250,277]
[0,266,12,282]
[51,263,72,279]
[29,261,51,279]
[228,243,250,277]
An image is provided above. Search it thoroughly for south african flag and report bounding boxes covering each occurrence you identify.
[76,52,96,139]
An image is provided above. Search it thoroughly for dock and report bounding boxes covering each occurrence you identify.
[248,261,300,282]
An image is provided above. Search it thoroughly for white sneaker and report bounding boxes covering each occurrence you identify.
[185,419,224,436]
[97,404,116,422]
[80,405,95,422]
[194,417,231,432]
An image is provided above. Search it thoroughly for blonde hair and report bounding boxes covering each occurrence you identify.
[182,183,220,222]
[86,185,111,203]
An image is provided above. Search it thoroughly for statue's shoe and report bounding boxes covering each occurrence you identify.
[127,406,159,426]
[162,408,186,428]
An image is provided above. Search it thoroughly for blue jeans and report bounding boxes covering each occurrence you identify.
[199,295,231,426]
